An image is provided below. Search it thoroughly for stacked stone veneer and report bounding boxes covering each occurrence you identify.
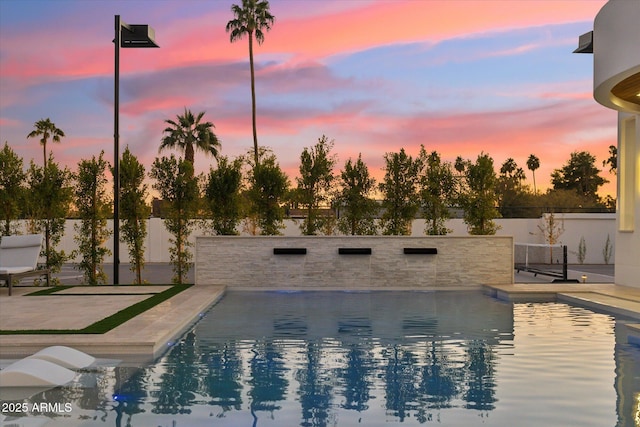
[195,236,514,289]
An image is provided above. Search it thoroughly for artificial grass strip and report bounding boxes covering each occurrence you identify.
[26,284,172,296]
[0,284,193,335]
[27,286,75,296]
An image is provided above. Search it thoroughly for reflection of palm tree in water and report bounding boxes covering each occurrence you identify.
[203,342,243,415]
[384,345,420,421]
[420,341,458,405]
[464,340,497,411]
[339,344,375,412]
[248,340,288,426]
[296,341,333,427]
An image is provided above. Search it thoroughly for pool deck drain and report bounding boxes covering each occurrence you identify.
[0,285,225,362]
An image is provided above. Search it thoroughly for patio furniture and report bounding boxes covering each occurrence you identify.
[0,234,50,296]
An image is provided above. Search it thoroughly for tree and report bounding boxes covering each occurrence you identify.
[526,154,540,194]
[538,189,602,213]
[603,145,617,175]
[379,148,422,235]
[150,155,200,284]
[419,148,456,235]
[205,156,244,235]
[25,154,73,279]
[74,151,112,285]
[0,142,26,236]
[336,154,378,235]
[496,158,530,218]
[247,151,289,235]
[27,118,65,168]
[459,153,500,235]
[226,0,275,167]
[296,136,337,235]
[118,147,150,284]
[537,212,564,263]
[160,108,221,171]
[551,151,608,202]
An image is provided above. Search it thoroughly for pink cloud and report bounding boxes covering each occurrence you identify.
[267,0,605,60]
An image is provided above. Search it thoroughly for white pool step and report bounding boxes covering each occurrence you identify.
[27,345,96,370]
[0,358,75,388]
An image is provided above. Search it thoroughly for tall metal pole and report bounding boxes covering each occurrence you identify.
[113,15,121,285]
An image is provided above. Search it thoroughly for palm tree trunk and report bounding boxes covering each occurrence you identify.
[185,144,195,166]
[249,32,259,167]
[533,171,537,194]
[43,141,47,168]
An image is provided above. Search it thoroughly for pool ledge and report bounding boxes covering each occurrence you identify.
[0,285,225,363]
[483,283,640,345]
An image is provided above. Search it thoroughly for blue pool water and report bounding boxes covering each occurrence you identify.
[2,291,640,426]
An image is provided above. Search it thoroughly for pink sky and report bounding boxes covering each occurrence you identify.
[0,0,615,197]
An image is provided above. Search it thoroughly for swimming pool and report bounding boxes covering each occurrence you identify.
[2,291,639,426]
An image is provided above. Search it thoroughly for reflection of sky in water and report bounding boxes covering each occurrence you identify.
[3,291,639,427]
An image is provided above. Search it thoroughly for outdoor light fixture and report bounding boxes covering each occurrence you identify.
[114,15,159,285]
[581,275,588,283]
[574,31,594,54]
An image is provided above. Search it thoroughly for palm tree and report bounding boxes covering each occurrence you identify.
[526,154,540,194]
[27,118,65,168]
[159,108,221,170]
[226,0,275,167]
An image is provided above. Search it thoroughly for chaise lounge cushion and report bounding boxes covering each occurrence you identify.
[0,234,49,295]
[0,266,35,275]
[0,234,43,270]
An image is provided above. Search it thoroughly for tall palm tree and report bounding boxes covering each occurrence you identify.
[526,154,540,194]
[160,108,221,170]
[226,0,275,167]
[27,118,65,168]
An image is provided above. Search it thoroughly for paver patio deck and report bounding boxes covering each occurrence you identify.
[0,285,224,362]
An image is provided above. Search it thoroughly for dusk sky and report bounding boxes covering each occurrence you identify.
[0,0,616,196]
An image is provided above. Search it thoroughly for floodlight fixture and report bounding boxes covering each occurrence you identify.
[113,15,159,285]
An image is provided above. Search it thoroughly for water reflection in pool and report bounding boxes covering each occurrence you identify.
[2,291,639,427]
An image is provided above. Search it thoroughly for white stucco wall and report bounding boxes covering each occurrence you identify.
[593,0,640,113]
[590,0,640,287]
[614,113,640,287]
[11,215,616,266]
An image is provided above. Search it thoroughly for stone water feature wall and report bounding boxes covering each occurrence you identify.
[195,236,513,289]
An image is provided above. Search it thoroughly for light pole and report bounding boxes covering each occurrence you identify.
[114,15,158,284]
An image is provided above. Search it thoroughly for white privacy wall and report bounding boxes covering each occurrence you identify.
[13,214,615,265]
[195,236,514,289]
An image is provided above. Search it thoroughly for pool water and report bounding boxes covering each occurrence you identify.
[3,291,640,426]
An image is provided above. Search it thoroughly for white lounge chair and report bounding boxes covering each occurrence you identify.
[0,234,50,296]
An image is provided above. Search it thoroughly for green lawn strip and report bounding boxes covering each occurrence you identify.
[27,286,75,295]
[0,285,193,335]
[26,284,171,296]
